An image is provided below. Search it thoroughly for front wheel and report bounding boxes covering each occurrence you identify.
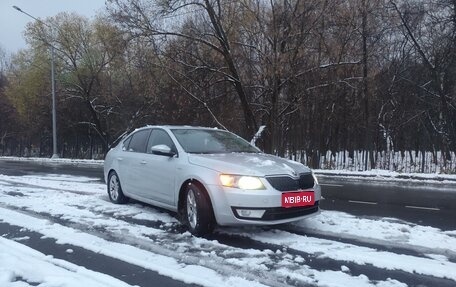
[107,171,128,204]
[184,183,215,236]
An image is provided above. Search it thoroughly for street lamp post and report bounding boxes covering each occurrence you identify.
[13,5,59,158]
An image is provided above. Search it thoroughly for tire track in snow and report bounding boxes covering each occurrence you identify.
[219,228,456,286]
[278,224,456,262]
[215,230,456,287]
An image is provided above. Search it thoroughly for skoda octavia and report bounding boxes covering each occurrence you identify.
[104,126,321,235]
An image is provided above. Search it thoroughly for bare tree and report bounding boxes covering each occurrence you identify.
[108,0,258,137]
[25,13,129,151]
[390,0,456,160]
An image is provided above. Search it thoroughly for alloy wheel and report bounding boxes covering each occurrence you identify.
[109,174,119,201]
[186,189,197,229]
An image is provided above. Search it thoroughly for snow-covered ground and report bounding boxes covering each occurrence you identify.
[0,236,134,287]
[0,173,455,287]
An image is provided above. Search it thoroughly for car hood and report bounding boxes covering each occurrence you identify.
[187,153,311,177]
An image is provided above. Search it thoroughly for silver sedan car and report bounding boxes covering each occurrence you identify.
[104,126,321,236]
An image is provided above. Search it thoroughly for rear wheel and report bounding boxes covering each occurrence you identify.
[184,183,215,236]
[107,171,128,204]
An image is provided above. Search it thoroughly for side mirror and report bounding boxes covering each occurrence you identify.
[150,144,176,157]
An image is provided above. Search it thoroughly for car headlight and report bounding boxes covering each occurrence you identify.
[219,174,265,190]
[312,172,319,185]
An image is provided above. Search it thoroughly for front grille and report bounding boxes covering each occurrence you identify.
[232,201,319,221]
[266,173,314,191]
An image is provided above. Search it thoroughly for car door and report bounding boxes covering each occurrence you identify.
[137,129,177,205]
[119,128,151,196]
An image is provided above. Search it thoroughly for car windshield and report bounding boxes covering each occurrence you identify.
[171,129,260,154]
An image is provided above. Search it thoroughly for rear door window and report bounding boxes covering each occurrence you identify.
[127,129,151,153]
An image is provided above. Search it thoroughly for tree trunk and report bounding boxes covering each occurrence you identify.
[203,0,258,137]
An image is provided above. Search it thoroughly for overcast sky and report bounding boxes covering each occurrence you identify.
[0,0,106,54]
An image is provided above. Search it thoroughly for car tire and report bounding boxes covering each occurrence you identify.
[107,171,128,204]
[184,183,215,236]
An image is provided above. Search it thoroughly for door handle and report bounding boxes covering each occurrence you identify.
[117,157,123,161]
[140,160,147,165]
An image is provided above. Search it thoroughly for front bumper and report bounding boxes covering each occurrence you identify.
[231,201,319,221]
[206,182,321,226]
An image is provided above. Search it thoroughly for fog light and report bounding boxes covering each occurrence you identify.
[236,209,265,218]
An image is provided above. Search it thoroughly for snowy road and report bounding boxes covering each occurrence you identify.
[0,161,456,286]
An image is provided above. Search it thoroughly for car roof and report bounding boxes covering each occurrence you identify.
[136,125,224,131]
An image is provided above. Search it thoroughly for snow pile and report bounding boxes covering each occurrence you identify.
[314,169,456,183]
[296,211,456,257]
[250,125,266,146]
[0,156,104,166]
[0,237,133,287]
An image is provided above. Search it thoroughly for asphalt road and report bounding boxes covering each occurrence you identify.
[0,159,104,178]
[318,175,456,230]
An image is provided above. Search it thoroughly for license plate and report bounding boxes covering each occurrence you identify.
[282,191,315,208]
